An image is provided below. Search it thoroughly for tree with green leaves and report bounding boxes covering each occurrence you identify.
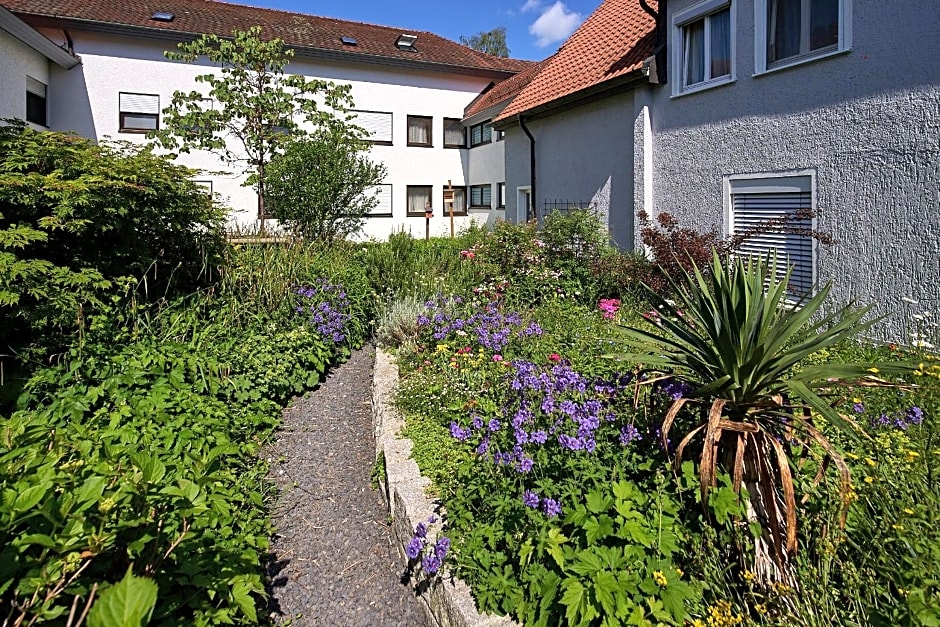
[459,26,511,57]
[152,26,355,224]
[265,125,387,241]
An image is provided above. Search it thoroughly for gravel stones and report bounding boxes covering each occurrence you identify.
[266,345,425,626]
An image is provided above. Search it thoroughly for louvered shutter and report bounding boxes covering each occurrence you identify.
[351,111,392,144]
[731,178,814,295]
[119,93,159,114]
[367,184,393,216]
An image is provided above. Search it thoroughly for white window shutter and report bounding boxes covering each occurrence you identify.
[368,184,393,216]
[119,93,160,114]
[731,191,813,294]
[352,111,392,143]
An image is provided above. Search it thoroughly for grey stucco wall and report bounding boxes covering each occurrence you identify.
[644,0,940,342]
[503,90,637,247]
[0,27,48,124]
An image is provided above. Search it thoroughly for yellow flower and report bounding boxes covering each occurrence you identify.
[675,567,684,578]
[903,508,915,515]
[864,476,875,484]
[853,397,863,404]
[741,570,756,583]
[867,367,880,373]
[845,452,859,460]
[653,570,668,587]
[892,524,905,531]
[755,603,767,615]
[865,458,876,467]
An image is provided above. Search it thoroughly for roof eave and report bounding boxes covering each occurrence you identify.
[0,5,80,68]
[463,102,509,125]
[492,69,648,129]
[13,13,521,79]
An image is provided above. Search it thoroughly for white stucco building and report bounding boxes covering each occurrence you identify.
[1,0,531,239]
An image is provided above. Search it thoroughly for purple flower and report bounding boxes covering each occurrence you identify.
[488,418,501,432]
[853,402,865,413]
[620,424,641,445]
[523,490,540,508]
[434,537,451,560]
[422,553,442,574]
[476,438,490,455]
[517,457,534,473]
[406,536,425,559]
[907,406,924,425]
[415,522,428,538]
[542,498,562,518]
[450,422,471,441]
[471,414,483,430]
[531,430,548,445]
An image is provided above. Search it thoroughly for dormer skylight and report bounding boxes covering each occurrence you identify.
[341,36,358,46]
[150,11,175,22]
[395,33,418,51]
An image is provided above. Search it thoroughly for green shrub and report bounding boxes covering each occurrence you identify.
[265,127,387,241]
[0,121,227,367]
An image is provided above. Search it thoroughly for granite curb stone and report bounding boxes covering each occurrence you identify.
[371,348,519,627]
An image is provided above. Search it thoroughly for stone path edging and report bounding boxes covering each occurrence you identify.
[371,348,519,627]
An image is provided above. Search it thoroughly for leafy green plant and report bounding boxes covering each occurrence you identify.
[618,251,908,584]
[266,126,387,241]
[153,26,355,221]
[0,121,227,368]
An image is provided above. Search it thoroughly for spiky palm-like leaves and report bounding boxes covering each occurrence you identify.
[621,252,905,582]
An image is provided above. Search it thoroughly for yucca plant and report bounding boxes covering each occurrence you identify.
[619,251,908,584]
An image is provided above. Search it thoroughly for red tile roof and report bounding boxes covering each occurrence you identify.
[464,56,551,119]
[2,0,534,76]
[494,0,656,121]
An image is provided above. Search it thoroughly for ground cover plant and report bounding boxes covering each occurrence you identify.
[0,251,370,624]
[391,212,940,626]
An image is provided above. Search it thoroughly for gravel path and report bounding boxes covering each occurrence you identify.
[265,345,425,626]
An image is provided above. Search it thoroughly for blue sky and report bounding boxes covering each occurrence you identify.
[243,0,601,61]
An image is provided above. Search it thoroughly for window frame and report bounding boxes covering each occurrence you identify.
[442,185,467,216]
[469,184,492,209]
[754,0,851,75]
[406,115,433,148]
[497,182,506,208]
[443,117,466,149]
[367,183,394,218]
[350,110,393,146]
[672,0,735,97]
[25,78,47,127]
[406,185,433,217]
[724,170,818,296]
[469,121,493,147]
[118,92,160,134]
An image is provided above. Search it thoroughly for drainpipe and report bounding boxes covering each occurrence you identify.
[639,0,667,84]
[518,114,536,221]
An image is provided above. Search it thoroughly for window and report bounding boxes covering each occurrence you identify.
[470,184,492,209]
[444,118,465,148]
[407,115,433,147]
[673,0,733,95]
[193,180,213,194]
[469,121,492,147]
[495,128,505,142]
[727,174,815,295]
[350,110,392,145]
[497,183,506,208]
[757,0,849,72]
[407,185,433,216]
[443,185,467,215]
[119,92,159,133]
[25,77,47,126]
[367,184,393,217]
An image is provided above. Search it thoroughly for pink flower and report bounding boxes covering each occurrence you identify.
[492,354,503,362]
[598,298,621,320]
[460,250,475,259]
[548,353,561,362]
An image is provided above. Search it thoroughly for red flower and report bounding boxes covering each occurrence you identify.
[548,353,561,362]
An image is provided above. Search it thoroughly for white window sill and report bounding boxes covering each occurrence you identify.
[754,47,851,77]
[671,77,735,99]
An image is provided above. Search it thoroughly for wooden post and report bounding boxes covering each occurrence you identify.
[424,202,432,242]
[445,179,455,238]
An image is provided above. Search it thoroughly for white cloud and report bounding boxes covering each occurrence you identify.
[520,0,543,13]
[528,1,583,48]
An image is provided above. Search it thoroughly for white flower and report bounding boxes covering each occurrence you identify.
[914,314,925,321]
[902,296,919,304]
